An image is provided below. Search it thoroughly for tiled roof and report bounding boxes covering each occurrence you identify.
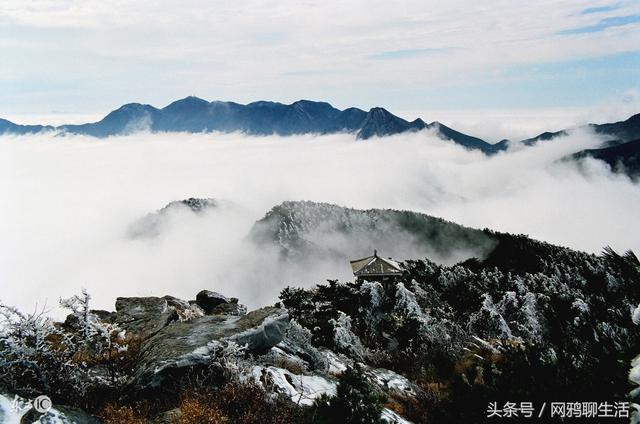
[350,252,402,276]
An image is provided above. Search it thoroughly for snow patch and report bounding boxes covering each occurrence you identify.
[0,394,26,424]
[249,366,336,406]
[368,368,416,397]
[381,407,413,423]
[633,304,640,325]
[324,350,348,374]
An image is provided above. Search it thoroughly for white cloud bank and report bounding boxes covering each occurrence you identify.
[0,130,638,316]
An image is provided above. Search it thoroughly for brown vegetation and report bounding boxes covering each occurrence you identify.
[100,404,149,424]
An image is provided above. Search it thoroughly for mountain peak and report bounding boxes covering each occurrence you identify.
[116,102,156,111]
[101,103,157,122]
[357,107,421,139]
[291,99,332,108]
[367,106,394,116]
[163,96,210,110]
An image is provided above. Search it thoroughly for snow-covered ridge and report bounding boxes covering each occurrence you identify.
[250,200,497,264]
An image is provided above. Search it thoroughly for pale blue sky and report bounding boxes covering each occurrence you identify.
[0,0,639,132]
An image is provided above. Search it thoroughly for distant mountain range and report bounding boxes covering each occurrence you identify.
[1,97,639,176]
[0,97,508,154]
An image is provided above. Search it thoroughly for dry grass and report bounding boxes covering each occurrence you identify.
[174,383,302,424]
[99,382,302,424]
[175,397,228,424]
[100,404,148,424]
[385,392,430,424]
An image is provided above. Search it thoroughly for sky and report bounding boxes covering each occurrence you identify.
[1,0,639,139]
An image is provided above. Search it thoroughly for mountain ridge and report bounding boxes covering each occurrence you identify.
[2,98,639,159]
[569,138,640,180]
[0,97,505,154]
[515,112,640,147]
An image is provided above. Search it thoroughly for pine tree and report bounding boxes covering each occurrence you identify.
[307,364,386,424]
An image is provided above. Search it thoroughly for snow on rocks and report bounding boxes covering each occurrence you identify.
[381,407,414,424]
[229,309,289,350]
[324,350,348,375]
[132,306,289,389]
[274,320,326,371]
[248,365,337,406]
[367,368,419,398]
[0,394,24,424]
[633,304,640,325]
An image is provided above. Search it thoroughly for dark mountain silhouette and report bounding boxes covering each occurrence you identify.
[569,138,640,180]
[431,121,504,153]
[520,130,570,146]
[593,113,640,145]
[518,113,640,179]
[3,98,638,160]
[0,97,504,154]
[517,113,640,147]
[355,107,425,139]
[60,103,159,137]
[0,118,52,135]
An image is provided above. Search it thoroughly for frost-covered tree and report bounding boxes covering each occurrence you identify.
[0,303,65,396]
[0,289,136,408]
[60,290,129,386]
[468,294,512,339]
[330,312,364,359]
[394,282,424,320]
[59,289,93,342]
[209,340,249,382]
[282,320,326,371]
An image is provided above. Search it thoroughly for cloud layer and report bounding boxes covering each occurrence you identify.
[0,130,638,316]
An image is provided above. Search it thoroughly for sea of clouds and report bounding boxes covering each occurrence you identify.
[1,128,638,315]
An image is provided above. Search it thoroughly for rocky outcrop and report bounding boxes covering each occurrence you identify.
[195,290,246,315]
[132,306,288,389]
[106,292,288,391]
[4,288,420,424]
[113,296,178,340]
